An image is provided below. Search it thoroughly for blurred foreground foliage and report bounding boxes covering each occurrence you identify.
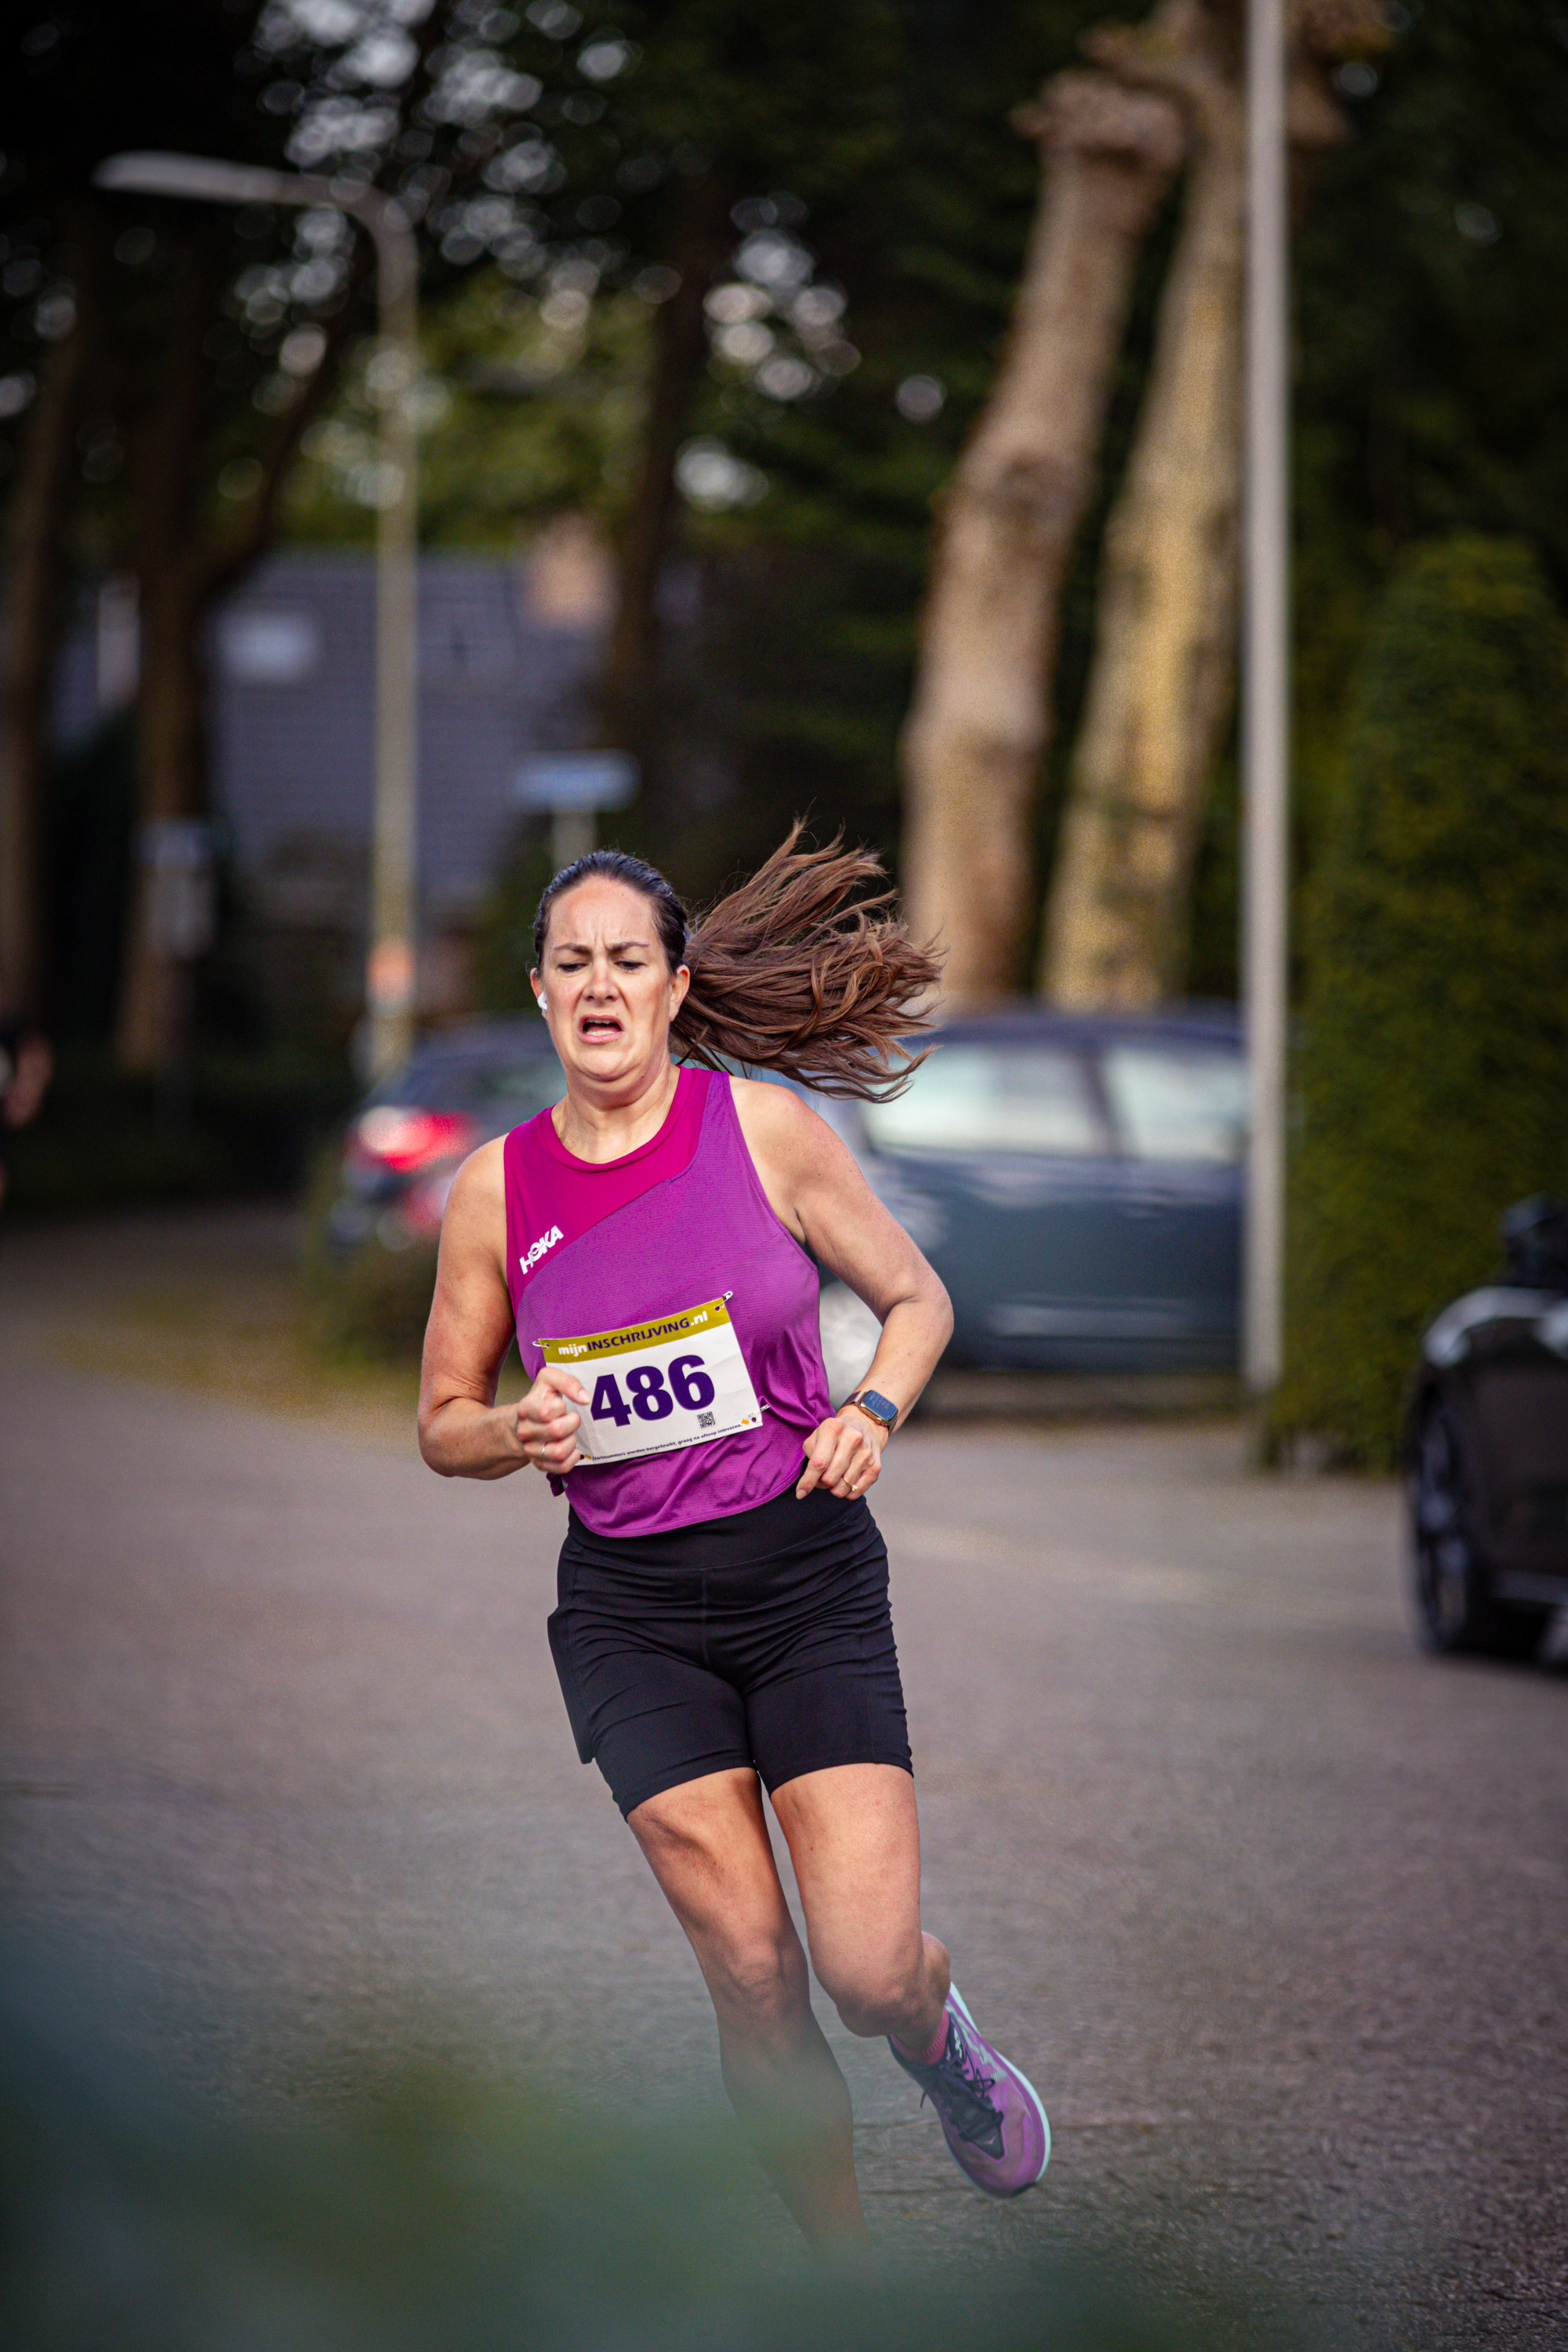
[0,1941,1309,2352]
[4,1051,351,1219]
[1273,536,1568,1468]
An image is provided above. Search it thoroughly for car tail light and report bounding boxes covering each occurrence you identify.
[348,1106,478,1175]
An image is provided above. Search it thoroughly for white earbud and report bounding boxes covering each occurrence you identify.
[537,996,548,1013]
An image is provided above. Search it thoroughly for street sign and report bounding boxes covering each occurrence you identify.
[138,819,216,960]
[512,753,637,813]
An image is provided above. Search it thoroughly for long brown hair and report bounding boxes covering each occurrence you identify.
[532,825,942,1099]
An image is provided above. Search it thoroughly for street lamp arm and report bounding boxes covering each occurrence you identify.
[95,151,318,209]
[92,151,411,256]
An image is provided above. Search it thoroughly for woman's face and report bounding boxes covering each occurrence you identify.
[532,877,689,1093]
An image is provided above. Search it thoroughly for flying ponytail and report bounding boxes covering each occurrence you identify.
[532,824,942,1100]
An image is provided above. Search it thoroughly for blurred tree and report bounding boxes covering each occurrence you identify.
[1288,0,1568,873]
[0,196,104,1023]
[503,0,907,775]
[0,0,637,1067]
[1040,2,1340,1008]
[284,267,650,550]
[13,0,1561,1065]
[639,0,1131,906]
[1272,536,1568,1469]
[468,0,1116,960]
[1183,0,1568,1007]
[898,60,1185,1006]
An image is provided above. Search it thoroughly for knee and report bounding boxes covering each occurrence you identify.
[705,1935,810,2039]
[812,1944,926,2042]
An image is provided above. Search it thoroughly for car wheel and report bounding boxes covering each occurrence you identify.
[1407,1400,1551,1661]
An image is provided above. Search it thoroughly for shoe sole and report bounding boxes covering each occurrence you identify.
[946,1980,1051,2192]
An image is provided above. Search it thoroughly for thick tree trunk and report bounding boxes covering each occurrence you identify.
[113,223,365,1073]
[1040,2,1348,1006]
[115,233,219,1073]
[114,561,209,1070]
[601,172,733,767]
[0,205,101,1018]
[1040,33,1244,1007]
[899,67,1184,1007]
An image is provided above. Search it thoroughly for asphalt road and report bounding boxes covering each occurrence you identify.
[3,1210,1566,2348]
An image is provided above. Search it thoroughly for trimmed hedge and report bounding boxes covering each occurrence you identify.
[5,1049,353,1217]
[1272,535,1568,1468]
[298,1145,443,1363]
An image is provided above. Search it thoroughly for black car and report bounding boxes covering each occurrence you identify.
[1404,1195,1568,1661]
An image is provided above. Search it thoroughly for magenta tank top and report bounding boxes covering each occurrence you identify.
[503,1066,833,1538]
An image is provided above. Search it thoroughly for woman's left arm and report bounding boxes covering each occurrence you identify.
[731,1080,953,1501]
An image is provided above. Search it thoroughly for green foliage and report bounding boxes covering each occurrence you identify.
[298,1145,442,1364]
[5,1051,351,1217]
[1272,536,1568,1468]
[0,1940,1315,2352]
[284,271,656,550]
[1289,0,1568,896]
[615,2,1112,902]
[1295,0,1568,580]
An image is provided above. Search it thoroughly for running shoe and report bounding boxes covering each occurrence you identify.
[888,1981,1049,2198]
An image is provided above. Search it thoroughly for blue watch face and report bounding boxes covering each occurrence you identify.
[858,1390,898,1423]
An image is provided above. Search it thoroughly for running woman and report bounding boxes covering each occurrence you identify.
[418,830,1047,2249]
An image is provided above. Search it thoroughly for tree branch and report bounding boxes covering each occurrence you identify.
[199,240,375,601]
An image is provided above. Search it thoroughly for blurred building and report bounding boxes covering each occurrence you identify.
[52,526,612,1032]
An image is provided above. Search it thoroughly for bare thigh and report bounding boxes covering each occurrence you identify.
[628,1766,810,2024]
[771,1764,945,2038]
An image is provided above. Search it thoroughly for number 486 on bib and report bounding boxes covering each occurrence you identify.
[539,1296,763,1467]
[590,1352,715,1428]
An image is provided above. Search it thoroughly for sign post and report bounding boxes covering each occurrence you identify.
[513,753,638,871]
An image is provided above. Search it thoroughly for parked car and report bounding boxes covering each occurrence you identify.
[1403,1194,1568,1661]
[323,1019,561,1259]
[321,1006,1248,1392]
[813,1006,1247,1391]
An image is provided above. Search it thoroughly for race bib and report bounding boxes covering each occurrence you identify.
[539,1296,764,1468]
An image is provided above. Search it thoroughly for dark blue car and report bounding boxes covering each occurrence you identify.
[808,1007,1247,1393]
[325,1006,1248,1392]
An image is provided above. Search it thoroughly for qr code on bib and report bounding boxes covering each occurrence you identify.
[698,1411,716,1430]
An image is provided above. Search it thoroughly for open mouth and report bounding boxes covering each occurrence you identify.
[578,1014,624,1040]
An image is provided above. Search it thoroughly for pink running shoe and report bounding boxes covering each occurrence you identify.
[889,1982,1049,2198]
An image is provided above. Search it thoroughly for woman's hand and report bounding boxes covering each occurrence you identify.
[514,1363,590,1475]
[797,1406,886,1501]
[419,1144,585,1482]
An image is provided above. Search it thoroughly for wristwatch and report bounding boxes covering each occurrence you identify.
[844,1388,899,1433]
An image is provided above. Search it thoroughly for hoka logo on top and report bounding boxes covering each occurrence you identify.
[520,1223,564,1279]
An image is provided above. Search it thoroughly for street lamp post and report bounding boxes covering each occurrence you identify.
[1241,0,1290,1397]
[94,151,420,1077]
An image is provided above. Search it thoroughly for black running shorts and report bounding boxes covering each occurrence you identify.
[546,1476,912,1819]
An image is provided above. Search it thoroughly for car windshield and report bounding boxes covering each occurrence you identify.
[861,1044,1106,1156]
[1099,1044,1247,1163]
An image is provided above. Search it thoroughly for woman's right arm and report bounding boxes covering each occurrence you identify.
[416,1140,590,1480]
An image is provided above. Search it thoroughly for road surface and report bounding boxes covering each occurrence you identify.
[2,1210,1564,2347]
